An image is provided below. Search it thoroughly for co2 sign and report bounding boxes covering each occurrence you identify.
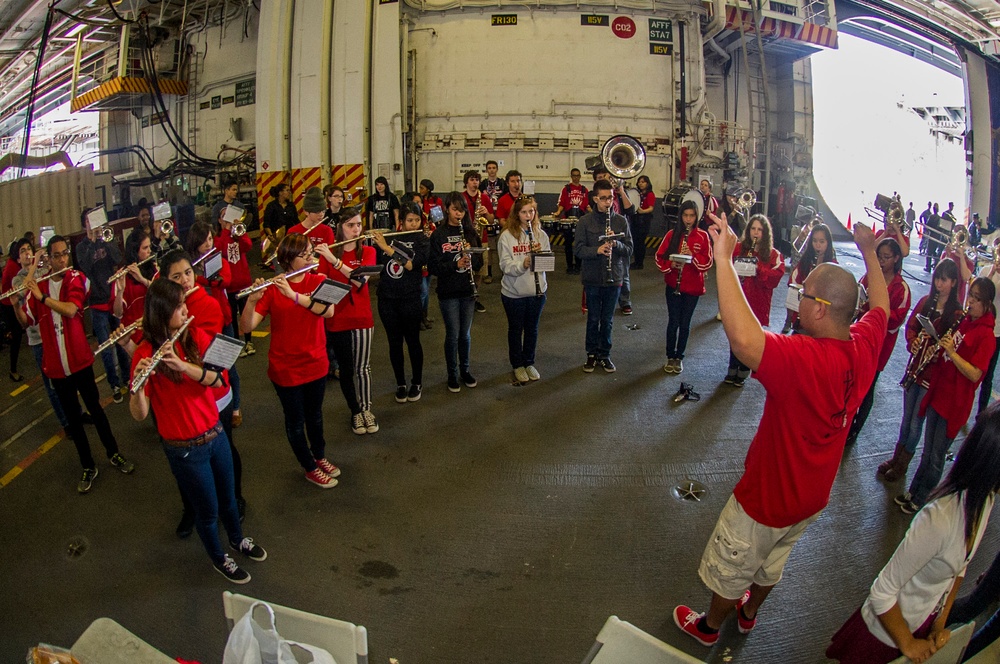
[612,16,636,39]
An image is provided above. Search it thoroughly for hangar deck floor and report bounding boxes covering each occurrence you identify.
[2,241,998,663]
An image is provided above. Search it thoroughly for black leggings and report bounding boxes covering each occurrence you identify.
[848,371,882,442]
[378,295,424,386]
[51,365,119,469]
[1,303,22,373]
[228,293,251,344]
[272,376,327,472]
[328,330,361,415]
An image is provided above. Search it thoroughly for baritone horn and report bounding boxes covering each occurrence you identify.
[601,135,646,186]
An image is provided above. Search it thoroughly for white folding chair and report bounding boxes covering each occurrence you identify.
[71,617,176,664]
[580,615,706,664]
[965,624,1000,664]
[222,591,368,664]
[887,621,975,664]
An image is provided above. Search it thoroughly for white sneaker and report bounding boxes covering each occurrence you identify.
[513,367,530,383]
[362,410,379,434]
[351,413,366,435]
[525,366,540,381]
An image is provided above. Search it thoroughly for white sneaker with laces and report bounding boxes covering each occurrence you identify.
[513,367,530,383]
[525,366,540,381]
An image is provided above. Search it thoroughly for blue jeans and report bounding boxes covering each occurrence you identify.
[421,275,430,313]
[161,428,242,563]
[501,293,546,369]
[439,296,475,378]
[31,343,67,428]
[666,290,700,359]
[222,323,241,411]
[618,264,631,308]
[897,384,929,453]
[950,547,1000,660]
[272,376,327,471]
[90,309,130,390]
[583,284,620,359]
[908,406,953,506]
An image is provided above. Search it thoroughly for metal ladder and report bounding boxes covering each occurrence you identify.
[186,50,198,153]
[738,0,772,216]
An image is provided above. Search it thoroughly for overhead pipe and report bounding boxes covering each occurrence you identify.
[702,0,726,43]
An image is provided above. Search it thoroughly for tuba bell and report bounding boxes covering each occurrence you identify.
[735,189,757,214]
[600,135,646,186]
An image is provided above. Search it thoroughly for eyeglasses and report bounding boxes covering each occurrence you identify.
[596,196,614,202]
[50,250,71,259]
[798,291,832,306]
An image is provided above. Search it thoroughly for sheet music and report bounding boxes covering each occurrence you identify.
[531,252,555,273]
[152,201,172,221]
[204,252,223,280]
[785,284,801,313]
[203,334,244,370]
[223,205,244,223]
[86,207,108,230]
[734,259,757,278]
[916,314,940,341]
[311,279,350,305]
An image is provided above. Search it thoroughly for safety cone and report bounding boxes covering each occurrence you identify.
[846,213,852,231]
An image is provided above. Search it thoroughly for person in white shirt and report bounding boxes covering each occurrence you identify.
[827,403,1000,664]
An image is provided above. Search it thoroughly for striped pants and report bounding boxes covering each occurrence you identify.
[329,327,374,414]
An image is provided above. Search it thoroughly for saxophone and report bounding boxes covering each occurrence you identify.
[900,310,967,389]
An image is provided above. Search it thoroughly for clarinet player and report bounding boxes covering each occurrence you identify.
[574,179,632,373]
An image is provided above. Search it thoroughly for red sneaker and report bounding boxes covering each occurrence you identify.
[673,605,718,647]
[735,590,756,634]
[314,458,342,478]
[305,468,338,489]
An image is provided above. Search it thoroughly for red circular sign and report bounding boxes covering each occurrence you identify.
[612,16,636,39]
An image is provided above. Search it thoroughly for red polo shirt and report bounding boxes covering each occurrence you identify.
[254,272,329,387]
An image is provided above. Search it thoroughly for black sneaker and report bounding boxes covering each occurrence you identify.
[621,306,633,316]
[583,356,597,373]
[407,384,422,402]
[109,452,135,474]
[77,467,98,494]
[461,372,477,388]
[80,412,94,425]
[733,376,746,388]
[447,377,461,393]
[601,358,617,373]
[395,386,408,403]
[112,387,124,404]
[176,511,194,538]
[475,300,487,313]
[230,537,267,561]
[214,555,251,584]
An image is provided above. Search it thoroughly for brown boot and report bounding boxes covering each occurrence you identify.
[883,449,914,482]
[876,444,903,479]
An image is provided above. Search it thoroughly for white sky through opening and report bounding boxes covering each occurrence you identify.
[811,33,966,226]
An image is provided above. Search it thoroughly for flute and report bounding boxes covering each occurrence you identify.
[236,262,319,299]
[329,229,422,249]
[130,316,194,394]
[107,255,156,283]
[0,268,69,301]
[95,318,142,354]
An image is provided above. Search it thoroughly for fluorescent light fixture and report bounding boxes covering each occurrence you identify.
[65,23,86,38]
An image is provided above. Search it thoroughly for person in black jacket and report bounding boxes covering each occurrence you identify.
[373,202,428,403]
[262,183,298,238]
[428,192,484,393]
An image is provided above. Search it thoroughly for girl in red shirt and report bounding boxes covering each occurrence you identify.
[314,209,379,436]
[847,238,911,444]
[130,278,266,584]
[2,245,24,381]
[113,230,155,348]
[240,233,339,489]
[881,258,962,484]
[655,200,713,374]
[725,214,785,386]
[899,277,997,513]
[782,223,837,334]
[631,175,656,270]
[216,209,254,356]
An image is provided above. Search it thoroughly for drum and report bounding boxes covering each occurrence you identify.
[662,185,705,223]
[488,223,501,237]
[625,187,641,211]
[559,218,578,232]
[540,215,557,233]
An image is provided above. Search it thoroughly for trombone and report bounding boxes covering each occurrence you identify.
[107,255,156,283]
[130,316,194,394]
[236,262,319,299]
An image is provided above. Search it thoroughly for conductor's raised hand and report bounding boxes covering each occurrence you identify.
[706,210,737,263]
[854,222,876,254]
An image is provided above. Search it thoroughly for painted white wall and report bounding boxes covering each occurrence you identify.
[254,0,292,173]
[963,49,991,220]
[331,0,368,166]
[290,0,331,171]
[371,1,404,191]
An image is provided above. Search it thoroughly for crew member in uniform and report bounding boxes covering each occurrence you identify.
[553,168,588,274]
[22,237,136,493]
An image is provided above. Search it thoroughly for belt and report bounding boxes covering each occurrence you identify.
[163,422,222,449]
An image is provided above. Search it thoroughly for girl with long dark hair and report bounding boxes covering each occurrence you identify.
[828,403,1000,663]
[655,200,713,374]
[879,258,962,484]
[428,192,484,392]
[631,175,655,270]
[129,279,266,584]
[782,223,837,334]
[112,230,156,352]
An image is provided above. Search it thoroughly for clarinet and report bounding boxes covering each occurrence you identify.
[673,230,690,295]
[900,309,967,389]
[458,225,478,297]
[525,221,542,297]
[605,207,615,284]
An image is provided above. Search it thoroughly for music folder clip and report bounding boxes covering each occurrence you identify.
[350,264,383,280]
[599,232,626,243]
[389,243,413,265]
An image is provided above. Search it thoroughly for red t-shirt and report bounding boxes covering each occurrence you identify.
[131,326,219,440]
[24,271,94,379]
[463,191,494,244]
[324,246,375,332]
[184,286,224,335]
[921,313,997,438]
[734,308,888,527]
[254,272,329,387]
[654,228,714,296]
[215,228,253,291]
[2,257,20,305]
[495,192,516,225]
[859,273,912,371]
[558,184,589,216]
[195,259,232,326]
[733,246,785,327]
[115,275,148,328]
[288,222,335,247]
[639,190,655,212]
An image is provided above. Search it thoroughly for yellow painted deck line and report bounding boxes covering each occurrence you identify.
[9,384,29,397]
[0,432,63,488]
[251,330,270,338]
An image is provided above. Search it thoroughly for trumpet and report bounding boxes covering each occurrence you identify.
[734,189,757,215]
[236,261,319,299]
[232,222,247,237]
[0,267,69,301]
[130,316,194,394]
[99,226,115,243]
[159,220,174,236]
[107,255,156,283]
[95,318,142,354]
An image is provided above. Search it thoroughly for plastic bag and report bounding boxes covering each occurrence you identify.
[223,602,336,664]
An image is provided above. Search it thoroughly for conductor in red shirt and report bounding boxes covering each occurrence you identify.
[673,215,889,648]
